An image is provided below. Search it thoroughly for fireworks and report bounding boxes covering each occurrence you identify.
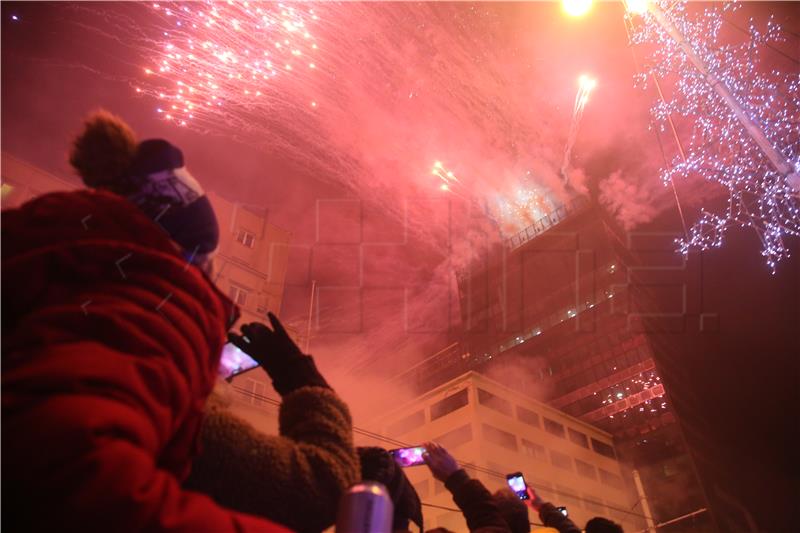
[432,160,461,189]
[495,177,555,230]
[627,0,800,271]
[561,74,597,184]
[124,2,594,251]
[138,2,322,128]
[432,160,561,238]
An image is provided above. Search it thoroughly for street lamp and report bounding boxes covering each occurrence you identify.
[562,0,593,18]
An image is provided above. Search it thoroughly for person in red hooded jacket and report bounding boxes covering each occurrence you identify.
[1,110,292,532]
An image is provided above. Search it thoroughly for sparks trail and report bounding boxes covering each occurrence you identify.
[138,2,322,129]
[110,2,591,251]
[561,74,597,185]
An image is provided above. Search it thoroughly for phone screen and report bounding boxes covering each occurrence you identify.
[389,446,426,467]
[506,472,529,500]
[218,342,260,379]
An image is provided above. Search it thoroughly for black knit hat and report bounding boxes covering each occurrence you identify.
[130,139,184,176]
[69,112,219,263]
[357,447,423,532]
[127,139,219,259]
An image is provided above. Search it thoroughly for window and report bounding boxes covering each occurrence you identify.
[516,405,541,428]
[591,438,617,459]
[240,378,267,406]
[600,469,624,489]
[550,450,572,471]
[477,388,512,416]
[435,424,473,450]
[487,462,513,479]
[482,424,517,451]
[235,228,256,248]
[387,410,425,436]
[521,438,547,461]
[229,285,249,306]
[575,459,598,480]
[543,417,566,438]
[430,388,469,421]
[568,428,589,449]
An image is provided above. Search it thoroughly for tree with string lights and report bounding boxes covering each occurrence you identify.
[625,0,799,272]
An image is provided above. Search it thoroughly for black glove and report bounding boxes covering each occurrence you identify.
[228,312,330,396]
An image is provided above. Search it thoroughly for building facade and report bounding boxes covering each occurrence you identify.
[372,372,647,532]
[392,199,711,531]
[207,191,290,326]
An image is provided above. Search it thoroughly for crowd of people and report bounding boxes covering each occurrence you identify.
[2,110,626,533]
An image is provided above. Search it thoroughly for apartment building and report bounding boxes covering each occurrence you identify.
[371,371,646,532]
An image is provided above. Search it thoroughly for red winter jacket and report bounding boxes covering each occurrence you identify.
[1,190,291,533]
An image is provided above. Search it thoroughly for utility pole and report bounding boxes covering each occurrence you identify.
[304,279,316,353]
[632,469,657,533]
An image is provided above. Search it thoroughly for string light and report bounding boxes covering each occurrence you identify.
[627,0,799,272]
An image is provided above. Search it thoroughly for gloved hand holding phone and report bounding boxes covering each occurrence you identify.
[228,312,330,396]
[422,441,460,482]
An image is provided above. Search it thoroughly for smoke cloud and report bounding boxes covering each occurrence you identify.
[598,169,658,231]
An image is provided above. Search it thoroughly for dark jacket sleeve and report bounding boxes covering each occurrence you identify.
[185,383,360,533]
[538,502,582,533]
[444,470,511,533]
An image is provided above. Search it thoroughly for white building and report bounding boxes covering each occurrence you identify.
[365,372,647,532]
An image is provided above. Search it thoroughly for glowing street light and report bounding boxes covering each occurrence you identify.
[562,0,593,17]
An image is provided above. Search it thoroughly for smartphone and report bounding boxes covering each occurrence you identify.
[389,446,426,467]
[218,342,260,379]
[506,472,529,500]
[557,506,568,517]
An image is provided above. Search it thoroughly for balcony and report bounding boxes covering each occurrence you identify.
[504,195,590,251]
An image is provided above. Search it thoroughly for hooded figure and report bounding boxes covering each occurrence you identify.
[358,447,424,533]
[1,111,289,532]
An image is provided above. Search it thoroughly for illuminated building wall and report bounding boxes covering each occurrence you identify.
[372,372,646,532]
[395,201,709,529]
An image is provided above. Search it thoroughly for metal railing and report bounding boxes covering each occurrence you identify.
[504,195,590,250]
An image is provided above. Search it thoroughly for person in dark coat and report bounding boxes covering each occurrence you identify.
[585,516,624,533]
[526,486,582,533]
[358,447,425,533]
[1,111,291,532]
[422,441,511,533]
[492,488,531,533]
[185,315,360,533]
